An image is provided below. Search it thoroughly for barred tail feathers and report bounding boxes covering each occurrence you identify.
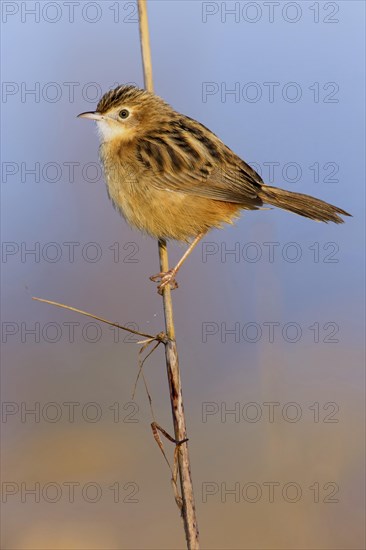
[259,185,351,224]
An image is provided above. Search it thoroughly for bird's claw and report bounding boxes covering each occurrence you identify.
[150,269,179,294]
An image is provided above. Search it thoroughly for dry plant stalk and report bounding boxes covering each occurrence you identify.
[137,1,200,548]
[32,2,200,547]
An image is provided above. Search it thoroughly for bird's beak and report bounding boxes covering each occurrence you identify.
[77,111,104,121]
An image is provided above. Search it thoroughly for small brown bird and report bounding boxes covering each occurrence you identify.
[78,85,350,292]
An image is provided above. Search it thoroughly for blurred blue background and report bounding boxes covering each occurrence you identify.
[1,1,365,548]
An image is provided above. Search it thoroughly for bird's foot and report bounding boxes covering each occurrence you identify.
[150,269,179,295]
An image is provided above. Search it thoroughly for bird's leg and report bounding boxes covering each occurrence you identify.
[150,232,206,294]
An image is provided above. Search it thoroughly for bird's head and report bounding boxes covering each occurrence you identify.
[77,85,172,143]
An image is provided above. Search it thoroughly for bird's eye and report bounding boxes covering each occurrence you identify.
[119,109,130,119]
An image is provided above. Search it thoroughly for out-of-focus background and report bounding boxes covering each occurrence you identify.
[1,1,365,548]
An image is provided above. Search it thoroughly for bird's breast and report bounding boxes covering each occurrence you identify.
[99,141,241,241]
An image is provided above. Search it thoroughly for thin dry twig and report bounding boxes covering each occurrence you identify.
[151,422,186,511]
[137,1,200,548]
[32,296,166,342]
[132,339,162,400]
[33,295,160,426]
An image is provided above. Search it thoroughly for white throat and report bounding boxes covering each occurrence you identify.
[96,120,128,142]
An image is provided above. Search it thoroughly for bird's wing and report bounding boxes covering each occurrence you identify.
[135,117,264,205]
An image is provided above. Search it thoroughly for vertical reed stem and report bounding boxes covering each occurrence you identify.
[137,2,200,548]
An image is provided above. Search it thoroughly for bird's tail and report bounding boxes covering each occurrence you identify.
[259,185,351,224]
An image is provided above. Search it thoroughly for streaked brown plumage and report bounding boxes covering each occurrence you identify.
[78,85,350,291]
